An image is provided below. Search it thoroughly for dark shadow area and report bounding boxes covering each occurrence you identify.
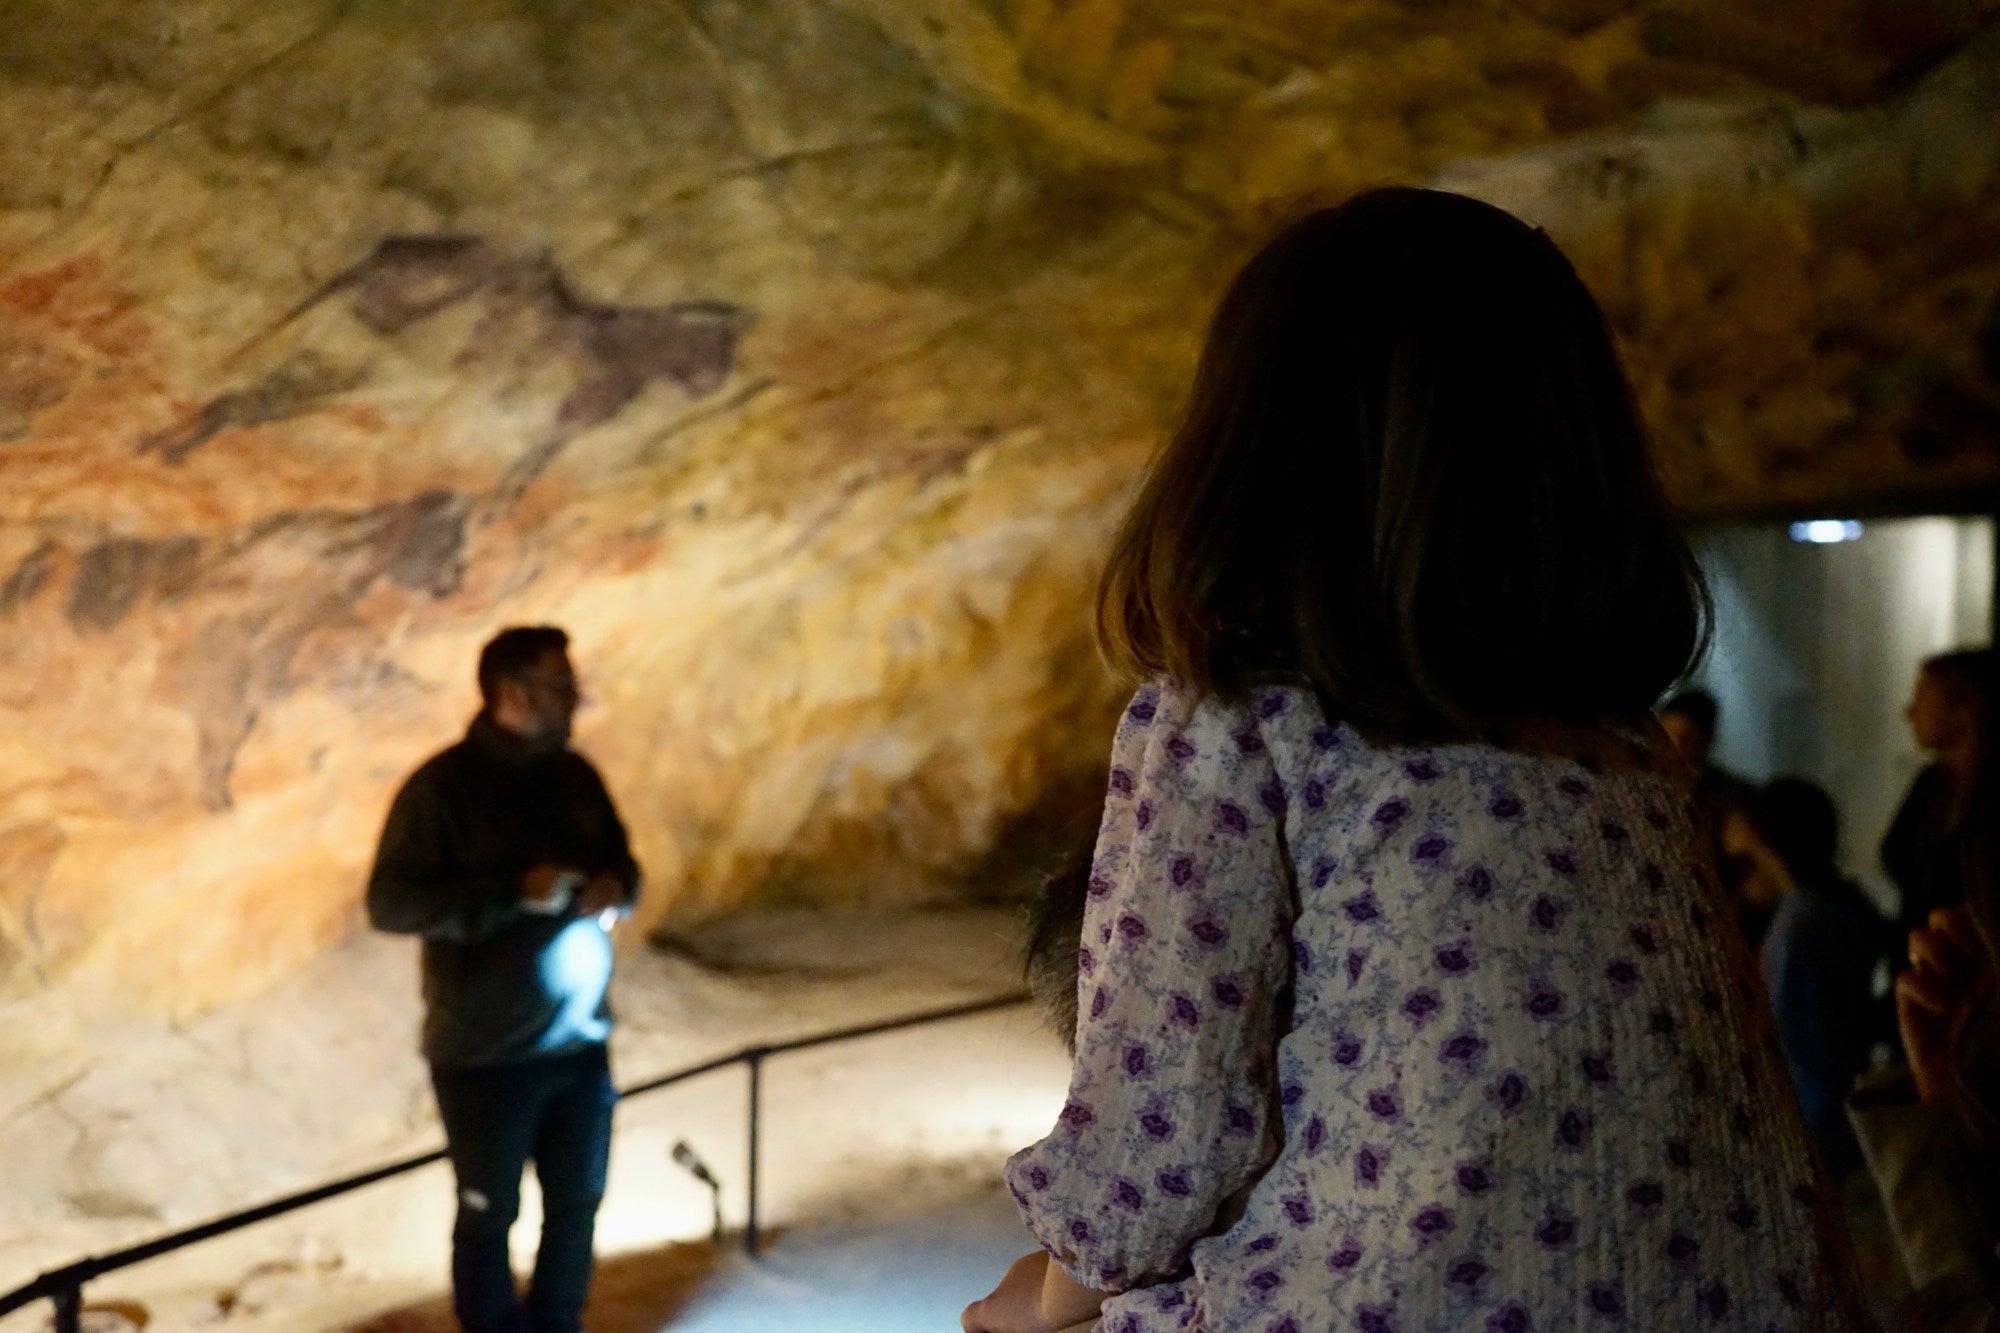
[344,1239,720,1333]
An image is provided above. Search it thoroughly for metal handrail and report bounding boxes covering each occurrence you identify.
[0,989,1032,1331]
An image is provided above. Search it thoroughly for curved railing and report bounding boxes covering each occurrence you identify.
[0,990,1033,1333]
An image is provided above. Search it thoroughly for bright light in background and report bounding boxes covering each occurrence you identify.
[1789,519,1865,544]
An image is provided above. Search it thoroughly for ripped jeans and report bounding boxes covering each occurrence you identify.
[430,1045,615,1333]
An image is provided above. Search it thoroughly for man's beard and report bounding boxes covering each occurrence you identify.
[528,713,572,752]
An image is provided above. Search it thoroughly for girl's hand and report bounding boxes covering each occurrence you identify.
[1039,1252,1108,1328]
[963,1251,1058,1333]
[1898,906,1987,1103]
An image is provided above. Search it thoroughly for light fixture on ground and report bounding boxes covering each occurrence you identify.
[672,1140,725,1242]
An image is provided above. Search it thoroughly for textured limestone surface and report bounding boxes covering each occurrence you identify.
[0,0,1998,1026]
[0,907,1056,1324]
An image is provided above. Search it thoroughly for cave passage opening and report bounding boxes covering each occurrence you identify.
[1687,507,1996,911]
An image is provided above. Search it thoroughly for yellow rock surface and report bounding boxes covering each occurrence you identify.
[0,0,1996,1018]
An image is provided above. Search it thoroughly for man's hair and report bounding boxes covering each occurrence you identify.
[1096,187,1708,741]
[477,625,569,708]
[1748,777,1839,879]
[1923,647,1995,720]
[1660,688,1720,735]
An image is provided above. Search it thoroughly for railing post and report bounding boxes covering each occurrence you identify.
[744,1048,765,1259]
[51,1281,83,1333]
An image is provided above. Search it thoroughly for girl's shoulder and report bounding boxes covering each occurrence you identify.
[1132,677,1360,762]
[1132,678,1685,806]
[1200,679,1677,770]
[1124,674,1298,741]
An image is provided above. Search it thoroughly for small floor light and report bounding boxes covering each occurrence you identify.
[671,1140,725,1242]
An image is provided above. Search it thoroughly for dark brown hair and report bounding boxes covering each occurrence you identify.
[1024,831,1097,1054]
[477,625,569,707]
[1097,187,1709,741]
[1923,647,1995,724]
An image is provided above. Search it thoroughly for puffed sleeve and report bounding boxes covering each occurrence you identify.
[1004,676,1295,1292]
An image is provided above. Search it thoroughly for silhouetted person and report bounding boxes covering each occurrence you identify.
[1886,649,1992,941]
[369,626,639,1333]
[1659,689,1746,797]
[1662,688,1760,942]
[1748,778,1894,1178]
[1849,649,2000,1329]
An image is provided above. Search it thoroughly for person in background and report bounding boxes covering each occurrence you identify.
[1746,777,1894,1178]
[369,626,640,1333]
[1849,649,2000,1331]
[963,187,1865,1333]
[1659,689,1750,813]
[1886,649,1993,941]
[1661,688,1762,943]
[1722,802,1786,952]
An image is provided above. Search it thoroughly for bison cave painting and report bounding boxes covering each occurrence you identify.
[21,236,751,812]
[143,235,751,487]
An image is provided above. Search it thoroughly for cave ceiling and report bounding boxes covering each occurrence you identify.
[0,0,1996,1014]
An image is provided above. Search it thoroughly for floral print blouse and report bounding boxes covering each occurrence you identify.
[1006,678,1864,1332]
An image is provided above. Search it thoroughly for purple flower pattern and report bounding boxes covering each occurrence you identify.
[1259,780,1287,817]
[1440,1032,1486,1067]
[1400,988,1443,1027]
[1004,680,1860,1332]
[1448,1253,1488,1284]
[1413,835,1451,865]
[1409,1204,1454,1244]
[1489,1071,1529,1113]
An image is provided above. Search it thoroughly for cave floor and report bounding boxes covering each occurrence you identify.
[0,906,1070,1332]
[344,1183,1029,1333]
[0,903,1916,1330]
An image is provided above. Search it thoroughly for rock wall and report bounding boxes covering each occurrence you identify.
[1,0,1997,1018]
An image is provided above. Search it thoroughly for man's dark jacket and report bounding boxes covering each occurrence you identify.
[368,714,640,1068]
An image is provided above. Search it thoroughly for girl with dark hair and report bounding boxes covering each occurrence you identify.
[964,188,1864,1333]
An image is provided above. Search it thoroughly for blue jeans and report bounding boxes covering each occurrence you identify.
[430,1045,615,1333]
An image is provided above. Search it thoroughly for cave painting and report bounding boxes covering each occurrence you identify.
[6,236,751,815]
[143,234,751,484]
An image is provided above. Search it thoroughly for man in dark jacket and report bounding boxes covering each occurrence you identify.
[369,625,640,1333]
